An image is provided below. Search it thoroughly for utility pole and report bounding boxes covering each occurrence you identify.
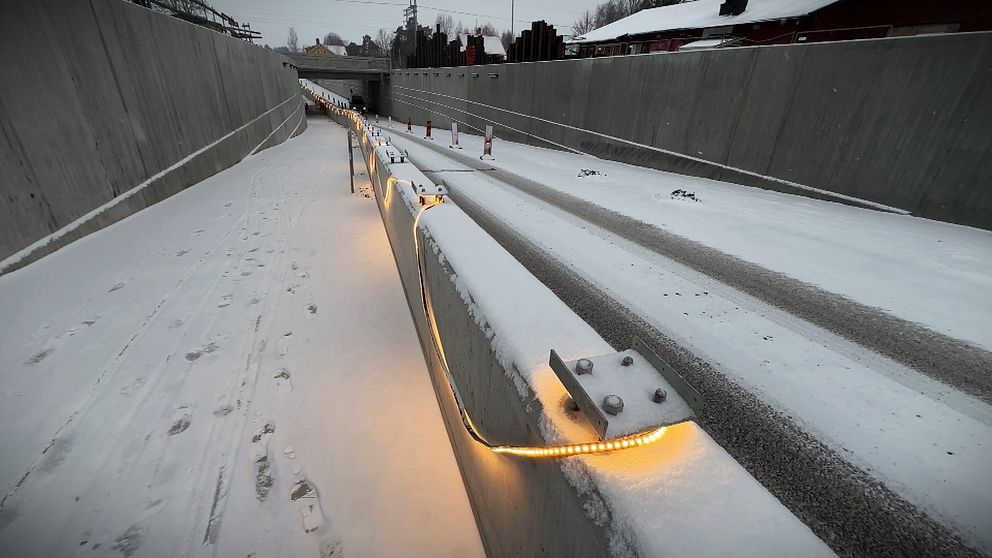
[511,0,514,39]
[404,0,418,51]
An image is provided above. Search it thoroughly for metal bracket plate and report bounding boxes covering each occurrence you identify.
[549,337,702,439]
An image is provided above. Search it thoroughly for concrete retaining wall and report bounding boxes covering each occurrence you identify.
[0,0,305,268]
[379,32,992,228]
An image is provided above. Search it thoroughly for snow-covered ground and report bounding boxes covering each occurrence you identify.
[0,117,483,557]
[382,124,992,552]
[301,79,349,108]
[381,121,992,352]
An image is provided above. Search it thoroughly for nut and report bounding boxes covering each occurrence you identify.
[576,358,593,375]
[653,388,668,403]
[602,394,624,415]
[621,356,634,366]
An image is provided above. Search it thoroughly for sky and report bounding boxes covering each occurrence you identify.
[208,0,605,48]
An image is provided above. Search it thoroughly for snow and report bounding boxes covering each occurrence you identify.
[680,37,738,50]
[456,33,508,57]
[368,123,834,556]
[574,0,842,43]
[383,125,992,552]
[383,121,992,352]
[300,79,349,108]
[0,93,303,275]
[0,118,483,557]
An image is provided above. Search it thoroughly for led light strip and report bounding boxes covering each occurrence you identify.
[406,193,667,459]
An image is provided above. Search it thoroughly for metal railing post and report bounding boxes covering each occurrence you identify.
[348,129,355,194]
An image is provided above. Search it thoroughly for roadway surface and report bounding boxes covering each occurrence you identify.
[382,122,990,557]
[0,117,483,558]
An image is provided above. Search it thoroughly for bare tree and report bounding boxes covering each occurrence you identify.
[323,32,346,46]
[375,28,393,55]
[500,29,514,50]
[287,26,299,52]
[572,10,596,34]
[435,13,454,36]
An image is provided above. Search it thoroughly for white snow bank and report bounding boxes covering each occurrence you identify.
[574,0,841,43]
[300,79,350,107]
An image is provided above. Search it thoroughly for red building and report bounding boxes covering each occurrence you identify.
[572,0,992,57]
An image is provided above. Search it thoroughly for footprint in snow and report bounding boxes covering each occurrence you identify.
[277,332,293,357]
[111,524,145,558]
[213,404,233,417]
[192,229,205,235]
[320,540,343,558]
[25,347,54,365]
[185,342,220,361]
[291,479,326,534]
[168,319,184,330]
[251,422,276,502]
[306,303,317,316]
[218,294,233,308]
[175,249,189,257]
[108,281,126,293]
[274,368,292,393]
[120,377,146,396]
[168,405,193,436]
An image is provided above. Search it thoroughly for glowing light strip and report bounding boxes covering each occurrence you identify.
[406,196,667,459]
[346,108,671,458]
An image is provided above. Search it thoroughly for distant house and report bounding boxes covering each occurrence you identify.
[572,0,992,56]
[305,38,347,56]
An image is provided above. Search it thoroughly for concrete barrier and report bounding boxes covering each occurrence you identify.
[330,107,833,557]
[0,0,305,270]
[379,32,992,229]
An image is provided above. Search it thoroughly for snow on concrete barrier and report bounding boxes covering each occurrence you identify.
[329,106,834,558]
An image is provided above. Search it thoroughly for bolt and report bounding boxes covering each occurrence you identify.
[602,394,624,415]
[575,358,593,375]
[653,388,667,403]
[621,355,634,366]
